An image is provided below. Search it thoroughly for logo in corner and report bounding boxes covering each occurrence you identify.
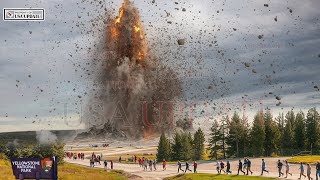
[3,8,45,21]
[41,158,53,173]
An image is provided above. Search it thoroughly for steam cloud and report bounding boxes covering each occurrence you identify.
[36,130,57,144]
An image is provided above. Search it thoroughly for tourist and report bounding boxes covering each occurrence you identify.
[216,160,221,174]
[104,160,108,171]
[144,159,148,171]
[149,160,153,171]
[237,159,245,175]
[284,160,292,178]
[243,158,247,172]
[153,159,157,171]
[299,162,307,179]
[246,158,253,175]
[119,156,122,163]
[220,161,226,174]
[162,159,167,170]
[261,159,269,175]
[178,160,184,173]
[307,163,312,180]
[226,161,232,174]
[90,158,94,168]
[110,160,113,170]
[193,161,198,173]
[316,161,320,180]
[277,159,284,177]
[185,161,192,173]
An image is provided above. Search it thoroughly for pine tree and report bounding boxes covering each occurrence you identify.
[226,112,246,157]
[264,111,281,156]
[294,111,306,151]
[282,121,294,155]
[220,116,228,159]
[286,110,296,130]
[241,115,250,156]
[275,113,285,151]
[208,120,222,160]
[171,132,183,161]
[181,132,193,160]
[249,111,265,157]
[156,132,171,162]
[193,127,205,160]
[305,108,320,152]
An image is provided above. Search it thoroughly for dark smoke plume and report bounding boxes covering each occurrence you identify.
[81,0,182,140]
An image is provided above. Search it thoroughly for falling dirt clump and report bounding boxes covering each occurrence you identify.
[82,0,182,140]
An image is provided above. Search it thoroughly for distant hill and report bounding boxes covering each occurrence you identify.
[0,130,77,144]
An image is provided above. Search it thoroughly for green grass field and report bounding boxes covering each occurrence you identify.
[287,156,320,164]
[164,173,276,180]
[0,159,127,180]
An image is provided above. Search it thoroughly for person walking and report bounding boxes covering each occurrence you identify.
[149,160,153,171]
[220,161,226,174]
[284,160,292,178]
[153,159,157,171]
[119,156,122,163]
[316,161,320,180]
[162,159,167,170]
[178,160,184,173]
[237,160,245,175]
[193,161,198,173]
[243,158,248,172]
[104,160,108,171]
[216,160,221,174]
[307,163,313,180]
[226,161,232,174]
[185,161,192,173]
[110,160,113,170]
[261,159,269,175]
[90,158,94,168]
[246,158,253,175]
[144,159,148,171]
[299,162,307,179]
[277,159,284,177]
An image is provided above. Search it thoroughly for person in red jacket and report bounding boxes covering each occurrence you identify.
[162,159,167,170]
[193,161,198,173]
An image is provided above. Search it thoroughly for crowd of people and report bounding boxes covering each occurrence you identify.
[65,151,320,180]
[65,152,85,160]
[212,158,320,180]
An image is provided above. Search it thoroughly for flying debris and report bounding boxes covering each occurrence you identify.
[82,0,182,139]
[177,39,185,45]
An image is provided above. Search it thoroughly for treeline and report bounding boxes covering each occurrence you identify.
[156,128,205,162]
[210,107,320,158]
[0,141,65,164]
[157,107,320,161]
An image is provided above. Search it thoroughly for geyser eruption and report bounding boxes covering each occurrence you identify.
[82,0,182,140]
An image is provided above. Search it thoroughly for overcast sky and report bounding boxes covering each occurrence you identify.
[0,0,319,132]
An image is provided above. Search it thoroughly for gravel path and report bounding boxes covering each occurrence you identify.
[65,157,318,180]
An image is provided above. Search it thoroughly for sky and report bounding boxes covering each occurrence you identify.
[0,0,319,132]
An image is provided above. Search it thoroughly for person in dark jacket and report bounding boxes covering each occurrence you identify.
[237,160,245,175]
[246,158,253,175]
[226,161,232,174]
[277,160,284,177]
[316,161,320,180]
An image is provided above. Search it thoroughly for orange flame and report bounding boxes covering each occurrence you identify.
[109,0,147,64]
